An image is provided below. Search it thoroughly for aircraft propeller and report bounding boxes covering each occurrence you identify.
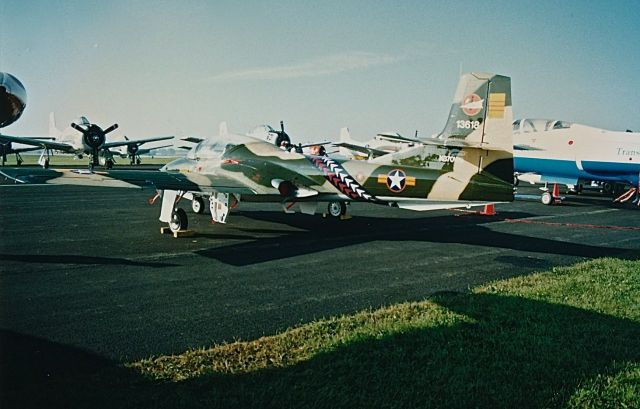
[71,121,118,167]
[273,120,292,149]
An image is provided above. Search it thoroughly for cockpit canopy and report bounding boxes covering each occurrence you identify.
[248,124,277,135]
[512,119,572,133]
[186,132,254,160]
[74,116,91,127]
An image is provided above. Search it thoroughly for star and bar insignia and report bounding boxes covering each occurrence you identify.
[377,169,415,193]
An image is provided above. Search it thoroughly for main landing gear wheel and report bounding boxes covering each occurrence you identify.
[327,201,347,218]
[541,191,553,205]
[191,196,206,214]
[169,208,188,233]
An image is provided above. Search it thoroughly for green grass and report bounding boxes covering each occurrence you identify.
[5,154,176,166]
[2,258,639,408]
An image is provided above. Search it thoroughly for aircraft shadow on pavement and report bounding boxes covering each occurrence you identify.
[0,253,178,268]
[194,210,636,266]
[2,292,638,408]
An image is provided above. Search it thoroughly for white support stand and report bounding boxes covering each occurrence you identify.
[210,192,230,223]
[159,190,178,223]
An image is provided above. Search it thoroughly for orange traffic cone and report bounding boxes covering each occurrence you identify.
[479,203,496,216]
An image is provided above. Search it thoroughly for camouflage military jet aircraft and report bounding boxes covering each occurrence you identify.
[1,72,514,234]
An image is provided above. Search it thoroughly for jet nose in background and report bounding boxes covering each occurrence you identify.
[0,72,28,128]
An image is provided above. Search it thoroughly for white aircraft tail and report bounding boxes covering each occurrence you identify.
[48,112,61,138]
[338,127,365,157]
[219,121,229,137]
[339,127,352,143]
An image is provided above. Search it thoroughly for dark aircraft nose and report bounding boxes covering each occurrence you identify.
[0,72,28,128]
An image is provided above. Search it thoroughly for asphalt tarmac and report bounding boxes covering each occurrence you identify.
[0,182,638,362]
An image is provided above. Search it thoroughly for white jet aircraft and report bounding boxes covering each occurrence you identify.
[513,118,640,205]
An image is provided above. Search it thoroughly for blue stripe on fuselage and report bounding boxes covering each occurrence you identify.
[514,157,639,185]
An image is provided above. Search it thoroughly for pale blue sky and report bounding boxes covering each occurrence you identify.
[2,0,639,143]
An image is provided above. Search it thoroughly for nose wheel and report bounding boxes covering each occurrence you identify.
[169,208,188,233]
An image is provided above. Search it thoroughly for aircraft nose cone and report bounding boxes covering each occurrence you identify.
[0,72,28,128]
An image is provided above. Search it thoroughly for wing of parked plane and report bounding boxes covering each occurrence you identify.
[103,135,174,150]
[332,141,390,158]
[0,134,77,152]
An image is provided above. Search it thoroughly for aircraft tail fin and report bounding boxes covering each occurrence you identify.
[436,72,513,152]
[339,127,352,143]
[48,112,61,137]
[219,121,229,137]
[424,72,514,201]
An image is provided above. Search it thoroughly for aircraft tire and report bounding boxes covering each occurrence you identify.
[327,201,347,218]
[541,191,553,205]
[169,208,188,233]
[191,196,206,214]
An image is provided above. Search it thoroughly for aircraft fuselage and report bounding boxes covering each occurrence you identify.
[514,119,640,186]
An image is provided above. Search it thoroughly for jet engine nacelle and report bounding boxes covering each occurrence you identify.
[0,72,27,128]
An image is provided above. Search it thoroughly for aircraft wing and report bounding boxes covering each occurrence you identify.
[0,134,76,152]
[142,144,173,151]
[540,175,579,185]
[103,135,174,149]
[298,141,331,148]
[516,172,579,186]
[0,167,254,194]
[332,142,390,158]
[181,136,204,144]
[11,146,42,154]
[376,132,422,144]
[419,137,507,151]
[514,144,544,151]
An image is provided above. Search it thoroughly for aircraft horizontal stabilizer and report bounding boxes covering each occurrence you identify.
[419,137,509,151]
[376,132,421,144]
[514,144,544,151]
[332,142,389,158]
[181,136,205,144]
[395,200,500,211]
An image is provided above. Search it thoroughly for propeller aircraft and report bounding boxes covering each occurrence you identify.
[0,113,173,168]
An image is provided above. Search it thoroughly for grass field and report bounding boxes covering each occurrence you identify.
[4,154,176,167]
[2,258,639,408]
